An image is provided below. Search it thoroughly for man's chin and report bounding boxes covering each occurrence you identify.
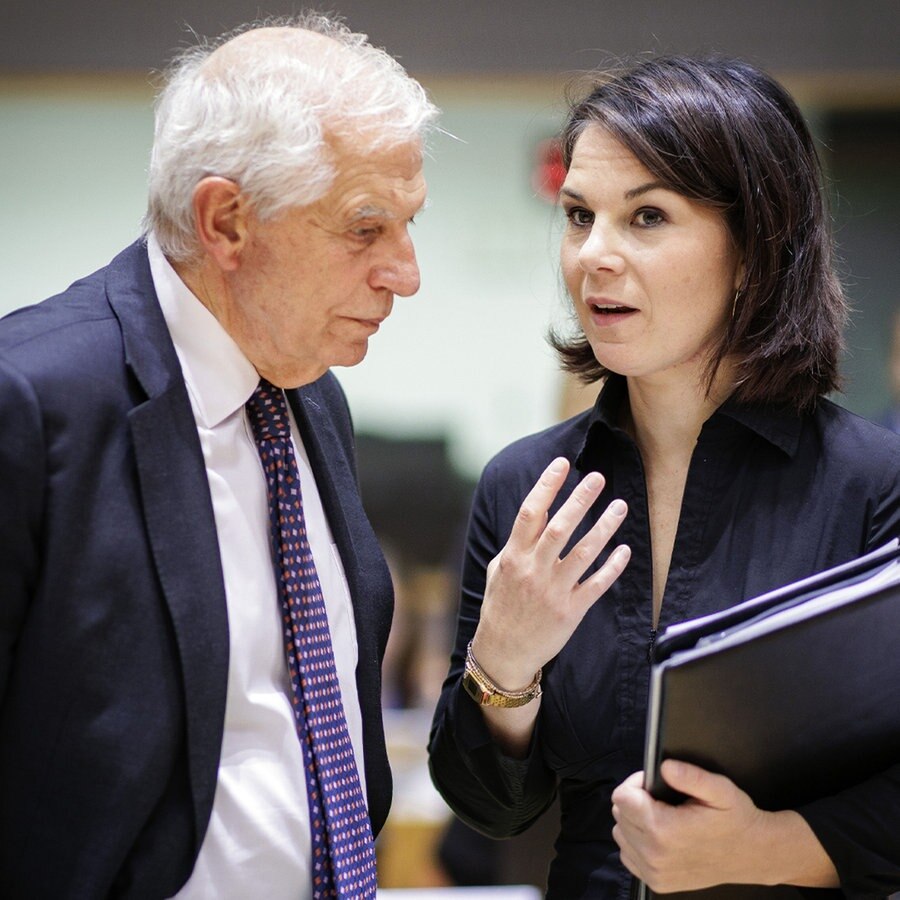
[331,341,370,370]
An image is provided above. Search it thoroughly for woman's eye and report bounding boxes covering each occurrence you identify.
[565,207,593,227]
[634,208,665,227]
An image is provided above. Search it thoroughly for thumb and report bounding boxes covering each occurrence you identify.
[659,759,737,809]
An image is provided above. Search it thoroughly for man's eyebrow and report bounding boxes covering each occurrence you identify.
[348,198,430,223]
[349,204,391,223]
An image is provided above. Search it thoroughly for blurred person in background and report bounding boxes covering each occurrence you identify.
[429,56,900,899]
[874,308,900,433]
[0,14,436,899]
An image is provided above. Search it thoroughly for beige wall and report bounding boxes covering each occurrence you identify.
[0,76,575,477]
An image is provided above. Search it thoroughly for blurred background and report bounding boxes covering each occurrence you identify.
[2,1,899,892]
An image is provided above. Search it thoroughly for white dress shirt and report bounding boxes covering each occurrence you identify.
[147,235,366,900]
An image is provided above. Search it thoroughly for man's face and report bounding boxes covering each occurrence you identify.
[223,139,427,387]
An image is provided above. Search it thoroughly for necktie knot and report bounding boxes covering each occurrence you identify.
[246,378,291,441]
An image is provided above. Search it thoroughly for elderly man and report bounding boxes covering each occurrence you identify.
[0,15,436,900]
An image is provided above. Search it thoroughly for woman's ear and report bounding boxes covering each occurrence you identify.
[191,177,248,272]
[734,257,746,292]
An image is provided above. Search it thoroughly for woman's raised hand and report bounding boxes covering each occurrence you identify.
[471,457,630,692]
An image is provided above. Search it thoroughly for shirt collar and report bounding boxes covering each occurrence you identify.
[715,393,802,456]
[576,373,802,469]
[148,233,260,428]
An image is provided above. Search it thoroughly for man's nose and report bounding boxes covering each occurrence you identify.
[371,232,421,297]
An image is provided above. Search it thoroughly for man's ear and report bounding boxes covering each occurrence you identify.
[192,177,248,272]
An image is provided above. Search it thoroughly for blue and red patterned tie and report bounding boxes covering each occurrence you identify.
[246,379,378,899]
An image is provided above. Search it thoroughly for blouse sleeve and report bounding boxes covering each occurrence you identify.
[796,442,900,898]
[427,459,557,838]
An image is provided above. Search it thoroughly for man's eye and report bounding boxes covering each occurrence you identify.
[352,226,380,239]
[565,207,593,227]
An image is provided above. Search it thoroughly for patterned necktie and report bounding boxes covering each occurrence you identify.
[246,379,378,899]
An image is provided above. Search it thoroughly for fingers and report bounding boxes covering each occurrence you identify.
[559,497,629,588]
[615,761,737,815]
[508,458,629,591]
[610,764,772,893]
[579,543,631,605]
[533,470,607,564]
[659,760,738,809]
[611,770,652,831]
[524,463,625,562]
[612,770,645,803]
[611,773,658,880]
[506,457,571,550]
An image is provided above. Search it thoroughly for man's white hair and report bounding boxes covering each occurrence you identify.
[144,13,438,262]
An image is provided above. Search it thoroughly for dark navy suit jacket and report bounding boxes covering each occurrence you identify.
[0,241,395,899]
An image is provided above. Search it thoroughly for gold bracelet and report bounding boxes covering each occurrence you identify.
[461,640,542,708]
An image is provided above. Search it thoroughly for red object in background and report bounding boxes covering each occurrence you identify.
[532,138,567,203]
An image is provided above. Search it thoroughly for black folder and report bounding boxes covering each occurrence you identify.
[635,540,900,900]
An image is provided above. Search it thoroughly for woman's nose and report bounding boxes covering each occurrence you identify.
[578,224,625,274]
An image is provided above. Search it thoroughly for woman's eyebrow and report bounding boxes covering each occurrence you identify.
[560,182,668,203]
[624,181,667,200]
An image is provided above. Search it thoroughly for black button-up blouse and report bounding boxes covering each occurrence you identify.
[429,374,900,900]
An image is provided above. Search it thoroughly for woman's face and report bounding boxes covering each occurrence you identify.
[560,126,743,388]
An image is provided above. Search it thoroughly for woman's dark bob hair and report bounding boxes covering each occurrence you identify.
[551,55,847,412]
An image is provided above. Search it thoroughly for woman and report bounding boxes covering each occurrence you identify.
[428,56,900,899]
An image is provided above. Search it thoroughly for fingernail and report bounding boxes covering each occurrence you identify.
[584,472,603,490]
[609,499,627,515]
[662,759,682,779]
[549,458,566,474]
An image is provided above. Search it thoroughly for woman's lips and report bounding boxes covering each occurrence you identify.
[586,299,638,326]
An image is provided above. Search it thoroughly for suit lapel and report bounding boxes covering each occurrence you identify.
[106,242,229,851]
[104,242,392,836]
[288,383,374,638]
[288,380,395,831]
